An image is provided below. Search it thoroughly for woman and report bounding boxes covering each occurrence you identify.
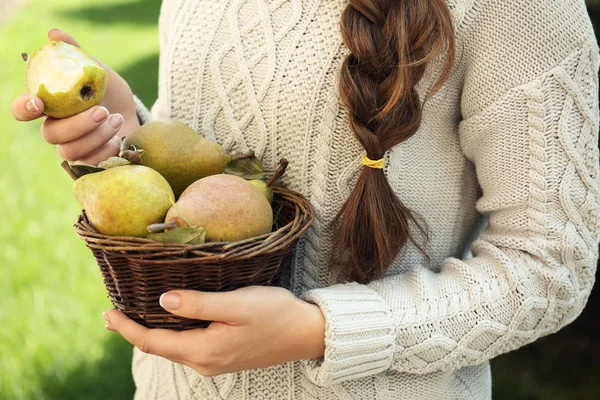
[12,0,600,398]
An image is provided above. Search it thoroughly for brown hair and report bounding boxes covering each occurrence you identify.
[332,0,456,283]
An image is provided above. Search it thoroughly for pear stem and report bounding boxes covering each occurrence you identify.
[147,220,179,234]
[120,149,143,165]
[61,161,79,181]
[266,158,289,187]
[228,150,255,160]
[21,53,28,62]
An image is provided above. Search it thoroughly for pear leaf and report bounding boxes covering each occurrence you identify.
[70,164,105,178]
[224,155,265,180]
[186,230,207,245]
[147,226,206,244]
[97,157,130,169]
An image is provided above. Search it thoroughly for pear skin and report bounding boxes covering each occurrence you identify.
[166,174,273,242]
[73,165,174,237]
[126,120,231,198]
[248,179,273,204]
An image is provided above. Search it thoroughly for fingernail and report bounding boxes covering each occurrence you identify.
[102,311,111,324]
[105,324,116,332]
[160,293,181,310]
[48,27,61,35]
[26,99,40,112]
[109,114,123,129]
[91,107,108,123]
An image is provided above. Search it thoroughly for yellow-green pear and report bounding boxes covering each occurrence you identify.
[248,179,273,204]
[25,41,107,118]
[73,165,174,237]
[165,174,273,242]
[126,120,237,198]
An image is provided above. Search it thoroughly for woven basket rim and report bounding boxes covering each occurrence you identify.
[74,185,313,261]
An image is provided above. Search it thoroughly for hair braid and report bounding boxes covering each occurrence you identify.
[332,0,456,283]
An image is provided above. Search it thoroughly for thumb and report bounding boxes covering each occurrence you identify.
[159,290,247,323]
[47,28,80,48]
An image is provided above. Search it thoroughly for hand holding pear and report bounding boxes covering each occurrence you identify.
[14,29,140,166]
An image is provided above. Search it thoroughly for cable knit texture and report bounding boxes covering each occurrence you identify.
[131,0,600,398]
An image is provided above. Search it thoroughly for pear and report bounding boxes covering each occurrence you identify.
[25,41,107,119]
[248,179,273,204]
[126,120,244,198]
[165,174,273,242]
[73,165,174,237]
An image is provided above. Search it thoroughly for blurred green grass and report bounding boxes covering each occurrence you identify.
[0,0,160,399]
[1,1,599,400]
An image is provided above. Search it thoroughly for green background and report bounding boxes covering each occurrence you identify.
[0,0,598,399]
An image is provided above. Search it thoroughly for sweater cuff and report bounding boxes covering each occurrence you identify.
[133,95,152,125]
[300,283,396,387]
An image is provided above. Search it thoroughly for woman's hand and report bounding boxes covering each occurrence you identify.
[11,28,140,166]
[104,286,326,376]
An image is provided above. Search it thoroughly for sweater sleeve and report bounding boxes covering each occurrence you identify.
[134,95,153,125]
[300,2,600,387]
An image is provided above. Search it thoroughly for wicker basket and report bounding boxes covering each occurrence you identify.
[74,185,313,330]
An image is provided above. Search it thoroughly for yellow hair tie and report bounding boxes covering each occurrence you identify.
[361,155,385,169]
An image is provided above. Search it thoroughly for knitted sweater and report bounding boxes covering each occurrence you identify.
[131,0,600,398]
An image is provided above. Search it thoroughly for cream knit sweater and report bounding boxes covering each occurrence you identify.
[131,0,600,399]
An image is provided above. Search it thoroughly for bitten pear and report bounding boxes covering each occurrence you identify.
[73,165,174,237]
[126,120,235,198]
[25,41,107,118]
[165,174,273,242]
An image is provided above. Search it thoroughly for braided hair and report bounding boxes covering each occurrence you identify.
[332,0,456,283]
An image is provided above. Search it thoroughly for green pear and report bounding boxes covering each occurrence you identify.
[73,165,174,237]
[25,41,107,119]
[248,179,273,204]
[126,120,240,198]
[165,174,273,242]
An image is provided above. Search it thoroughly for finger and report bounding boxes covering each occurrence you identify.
[75,136,121,166]
[42,106,109,144]
[56,114,123,161]
[12,94,44,121]
[105,310,190,361]
[160,290,249,323]
[47,28,80,48]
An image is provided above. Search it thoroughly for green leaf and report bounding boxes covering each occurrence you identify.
[224,155,265,180]
[186,230,207,245]
[70,164,105,178]
[97,157,130,169]
[146,226,206,244]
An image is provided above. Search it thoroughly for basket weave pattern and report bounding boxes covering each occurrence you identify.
[74,186,313,330]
